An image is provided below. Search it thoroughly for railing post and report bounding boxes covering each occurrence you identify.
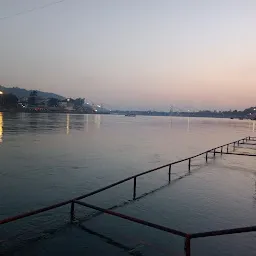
[249,136,250,141]
[221,146,223,155]
[227,145,229,153]
[133,177,137,200]
[233,142,235,151]
[70,201,75,223]
[168,165,171,183]
[205,152,208,163]
[188,158,191,172]
[238,140,240,146]
[184,235,191,256]
[213,148,216,158]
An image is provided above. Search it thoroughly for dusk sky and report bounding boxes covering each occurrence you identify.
[1,0,256,110]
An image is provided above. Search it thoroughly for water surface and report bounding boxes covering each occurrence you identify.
[0,113,255,255]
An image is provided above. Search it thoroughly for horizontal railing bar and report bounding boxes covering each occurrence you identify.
[0,176,137,225]
[239,143,256,146]
[191,226,256,239]
[0,201,72,225]
[215,152,256,157]
[0,137,249,225]
[135,137,248,177]
[74,201,187,237]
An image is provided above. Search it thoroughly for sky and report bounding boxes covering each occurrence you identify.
[1,0,256,111]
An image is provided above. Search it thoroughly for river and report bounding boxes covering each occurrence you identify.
[0,112,256,255]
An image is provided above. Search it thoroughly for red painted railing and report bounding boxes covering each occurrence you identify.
[1,136,256,255]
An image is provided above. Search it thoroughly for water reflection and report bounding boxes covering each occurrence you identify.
[94,115,101,129]
[0,112,3,143]
[66,114,70,135]
[168,117,172,128]
[64,114,101,134]
[29,113,39,130]
[70,114,86,131]
[5,114,256,138]
[187,117,190,132]
[86,114,89,132]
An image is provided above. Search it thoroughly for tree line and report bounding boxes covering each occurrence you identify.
[0,90,86,109]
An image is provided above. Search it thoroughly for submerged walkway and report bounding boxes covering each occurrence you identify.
[1,136,256,255]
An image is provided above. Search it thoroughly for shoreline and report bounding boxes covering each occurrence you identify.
[0,109,254,120]
[0,109,110,115]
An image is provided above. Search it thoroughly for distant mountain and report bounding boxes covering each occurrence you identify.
[0,86,65,100]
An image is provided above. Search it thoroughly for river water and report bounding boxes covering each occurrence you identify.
[0,112,256,255]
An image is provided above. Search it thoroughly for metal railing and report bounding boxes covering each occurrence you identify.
[1,136,256,255]
[73,201,187,237]
[71,200,256,256]
[1,136,250,225]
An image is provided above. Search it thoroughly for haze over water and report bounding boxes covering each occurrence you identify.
[0,113,256,255]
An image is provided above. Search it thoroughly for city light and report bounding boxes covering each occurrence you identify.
[0,91,3,95]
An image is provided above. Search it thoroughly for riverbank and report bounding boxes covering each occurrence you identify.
[0,108,110,115]
[0,108,255,120]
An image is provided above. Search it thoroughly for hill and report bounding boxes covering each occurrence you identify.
[0,85,65,100]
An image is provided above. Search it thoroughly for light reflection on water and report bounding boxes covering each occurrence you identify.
[66,114,69,135]
[0,113,255,138]
[0,113,256,255]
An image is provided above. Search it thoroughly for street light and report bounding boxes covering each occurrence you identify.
[0,91,3,95]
